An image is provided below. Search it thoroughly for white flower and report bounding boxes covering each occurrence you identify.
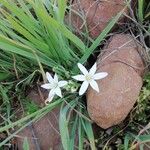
[41,72,68,103]
[72,63,108,95]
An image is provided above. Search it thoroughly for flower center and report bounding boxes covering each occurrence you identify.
[85,74,92,82]
[52,82,58,89]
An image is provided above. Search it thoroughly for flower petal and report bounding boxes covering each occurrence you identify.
[89,63,97,76]
[54,74,58,82]
[72,75,85,81]
[93,72,108,80]
[46,72,53,83]
[77,63,88,75]
[41,83,52,89]
[55,87,62,98]
[58,81,68,87]
[48,89,55,98]
[90,80,99,92]
[79,81,89,95]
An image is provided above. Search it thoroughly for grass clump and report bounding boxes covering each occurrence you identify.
[134,74,150,123]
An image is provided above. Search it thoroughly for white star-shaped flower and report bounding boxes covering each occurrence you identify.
[41,72,68,104]
[72,63,108,95]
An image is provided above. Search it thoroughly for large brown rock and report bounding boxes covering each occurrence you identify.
[16,89,61,150]
[68,0,128,38]
[87,34,145,129]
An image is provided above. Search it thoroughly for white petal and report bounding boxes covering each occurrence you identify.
[93,72,108,80]
[89,63,97,76]
[46,72,53,83]
[77,63,88,75]
[90,80,99,92]
[48,89,55,98]
[54,74,58,82]
[41,83,52,89]
[58,81,68,87]
[79,81,89,95]
[55,87,62,98]
[45,96,54,105]
[72,75,85,81]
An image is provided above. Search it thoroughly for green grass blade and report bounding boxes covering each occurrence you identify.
[23,137,30,150]
[78,9,126,64]
[78,117,84,150]
[124,134,130,150]
[59,100,77,150]
[34,3,85,53]
[0,35,59,68]
[81,118,96,150]
[138,0,144,22]
[0,72,10,81]
[58,0,67,22]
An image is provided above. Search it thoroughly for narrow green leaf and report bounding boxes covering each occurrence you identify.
[138,0,144,22]
[139,134,150,142]
[0,35,58,68]
[58,0,67,22]
[124,134,130,150]
[79,9,126,64]
[78,118,84,150]
[35,4,85,53]
[23,137,30,150]
[81,118,96,150]
[0,72,10,81]
[59,100,77,150]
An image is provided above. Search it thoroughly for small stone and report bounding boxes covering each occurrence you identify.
[16,89,61,150]
[87,34,145,129]
[68,0,128,38]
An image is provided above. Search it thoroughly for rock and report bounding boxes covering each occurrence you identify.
[87,34,145,129]
[68,0,128,38]
[16,88,61,150]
